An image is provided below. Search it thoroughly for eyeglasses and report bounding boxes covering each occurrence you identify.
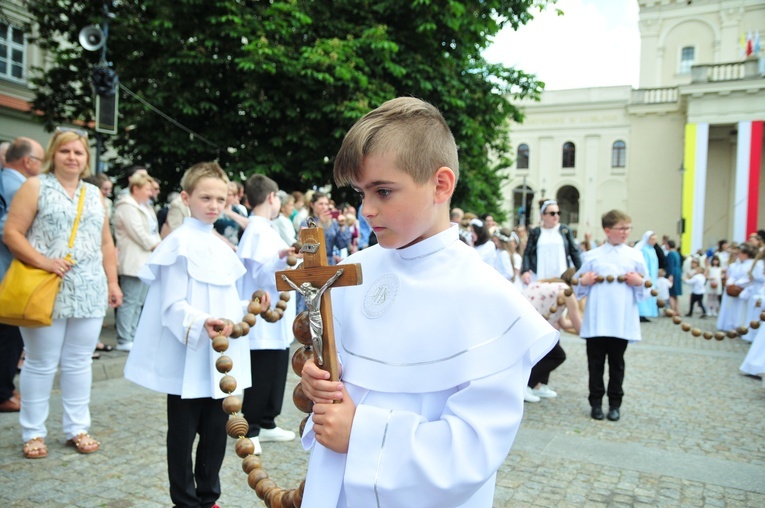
[55,126,89,138]
[544,211,560,216]
[27,155,43,162]
[611,226,633,232]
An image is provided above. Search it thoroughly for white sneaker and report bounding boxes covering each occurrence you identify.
[248,437,262,455]
[531,384,558,398]
[115,342,133,352]
[258,426,296,442]
[524,386,540,403]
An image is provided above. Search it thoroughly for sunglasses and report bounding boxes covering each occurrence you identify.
[55,126,89,138]
[544,211,560,216]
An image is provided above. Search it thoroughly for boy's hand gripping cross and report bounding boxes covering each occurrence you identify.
[276,221,362,382]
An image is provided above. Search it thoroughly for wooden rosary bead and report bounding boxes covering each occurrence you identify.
[293,311,312,345]
[672,316,682,325]
[251,289,268,309]
[212,335,229,352]
[236,436,256,458]
[736,326,749,336]
[657,299,666,308]
[299,416,309,438]
[556,295,565,306]
[256,478,278,500]
[220,374,237,394]
[617,275,626,283]
[248,300,263,315]
[293,487,303,507]
[299,479,306,496]
[703,332,713,340]
[595,275,604,283]
[266,488,285,508]
[714,332,726,341]
[751,320,761,330]
[564,288,573,297]
[240,322,251,336]
[726,330,738,339]
[650,289,658,297]
[761,311,765,321]
[222,395,242,414]
[681,323,691,332]
[644,280,653,288]
[293,382,314,413]
[292,346,313,377]
[665,308,675,317]
[691,328,701,337]
[242,454,263,474]
[276,300,289,311]
[280,292,291,302]
[549,305,558,314]
[216,355,233,374]
[286,254,298,267]
[571,277,579,286]
[230,323,244,338]
[226,415,249,438]
[243,313,257,327]
[606,275,614,283]
[248,468,270,490]
[282,489,297,508]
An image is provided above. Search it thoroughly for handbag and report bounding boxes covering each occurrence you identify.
[0,186,87,327]
[725,284,744,297]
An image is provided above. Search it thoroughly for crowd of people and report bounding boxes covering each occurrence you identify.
[1,100,764,506]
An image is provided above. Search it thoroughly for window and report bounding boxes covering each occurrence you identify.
[517,144,529,169]
[679,46,695,74]
[0,22,26,81]
[562,142,575,168]
[612,140,626,168]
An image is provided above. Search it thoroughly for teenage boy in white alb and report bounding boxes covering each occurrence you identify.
[299,97,558,507]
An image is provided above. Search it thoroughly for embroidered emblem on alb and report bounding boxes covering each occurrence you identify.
[363,273,399,318]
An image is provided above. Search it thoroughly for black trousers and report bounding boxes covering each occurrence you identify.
[586,337,629,409]
[0,324,23,402]
[242,348,289,437]
[528,340,566,388]
[688,293,706,315]
[166,394,228,508]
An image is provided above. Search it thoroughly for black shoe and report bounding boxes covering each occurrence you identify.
[639,317,650,323]
[685,313,692,317]
[591,406,604,420]
[607,407,620,421]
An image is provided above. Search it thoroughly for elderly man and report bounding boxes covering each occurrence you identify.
[0,137,44,412]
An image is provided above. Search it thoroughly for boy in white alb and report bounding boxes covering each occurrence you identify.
[299,97,558,507]
[684,261,707,317]
[574,210,649,422]
[235,174,297,455]
[124,162,252,508]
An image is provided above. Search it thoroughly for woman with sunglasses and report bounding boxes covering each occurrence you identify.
[521,199,582,285]
[3,127,122,459]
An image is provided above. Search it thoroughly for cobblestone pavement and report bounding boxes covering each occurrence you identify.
[1,304,764,507]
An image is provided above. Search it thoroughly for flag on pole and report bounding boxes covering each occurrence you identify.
[755,31,761,56]
[746,31,753,57]
[741,32,748,57]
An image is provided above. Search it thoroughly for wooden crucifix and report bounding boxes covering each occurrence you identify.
[275,220,362,382]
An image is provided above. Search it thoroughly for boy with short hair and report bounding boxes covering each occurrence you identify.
[124,161,252,508]
[236,174,296,455]
[574,210,649,422]
[684,260,707,317]
[300,97,557,507]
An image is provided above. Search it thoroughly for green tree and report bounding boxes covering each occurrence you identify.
[23,0,552,217]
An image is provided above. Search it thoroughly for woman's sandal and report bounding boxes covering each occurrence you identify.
[66,433,99,454]
[23,437,48,459]
[95,342,114,352]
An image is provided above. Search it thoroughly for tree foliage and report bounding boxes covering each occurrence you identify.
[21,0,552,217]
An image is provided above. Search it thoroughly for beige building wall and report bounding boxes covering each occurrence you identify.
[502,0,765,249]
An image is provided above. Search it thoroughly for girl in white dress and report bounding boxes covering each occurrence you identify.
[705,255,723,317]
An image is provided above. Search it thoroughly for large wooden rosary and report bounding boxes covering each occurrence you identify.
[211,221,362,507]
[570,274,765,339]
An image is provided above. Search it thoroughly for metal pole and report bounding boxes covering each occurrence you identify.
[95,1,110,174]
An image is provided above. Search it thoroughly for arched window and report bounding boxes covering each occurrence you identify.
[611,140,626,168]
[562,142,575,168]
[517,144,529,169]
[679,46,695,74]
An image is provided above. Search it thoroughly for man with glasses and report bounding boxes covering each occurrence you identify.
[0,137,44,413]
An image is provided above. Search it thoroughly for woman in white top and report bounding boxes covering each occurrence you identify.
[471,217,496,266]
[113,173,161,351]
[521,199,581,284]
[493,228,523,291]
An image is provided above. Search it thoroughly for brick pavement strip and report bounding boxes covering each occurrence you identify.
[1,306,764,507]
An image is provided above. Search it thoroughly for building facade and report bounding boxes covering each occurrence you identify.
[502,0,765,254]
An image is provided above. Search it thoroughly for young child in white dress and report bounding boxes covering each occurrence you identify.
[124,162,252,508]
[656,268,673,313]
[298,97,558,507]
[705,256,723,317]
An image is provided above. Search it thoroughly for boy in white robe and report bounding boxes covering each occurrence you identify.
[574,210,649,422]
[124,162,252,508]
[236,174,297,455]
[299,97,558,507]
